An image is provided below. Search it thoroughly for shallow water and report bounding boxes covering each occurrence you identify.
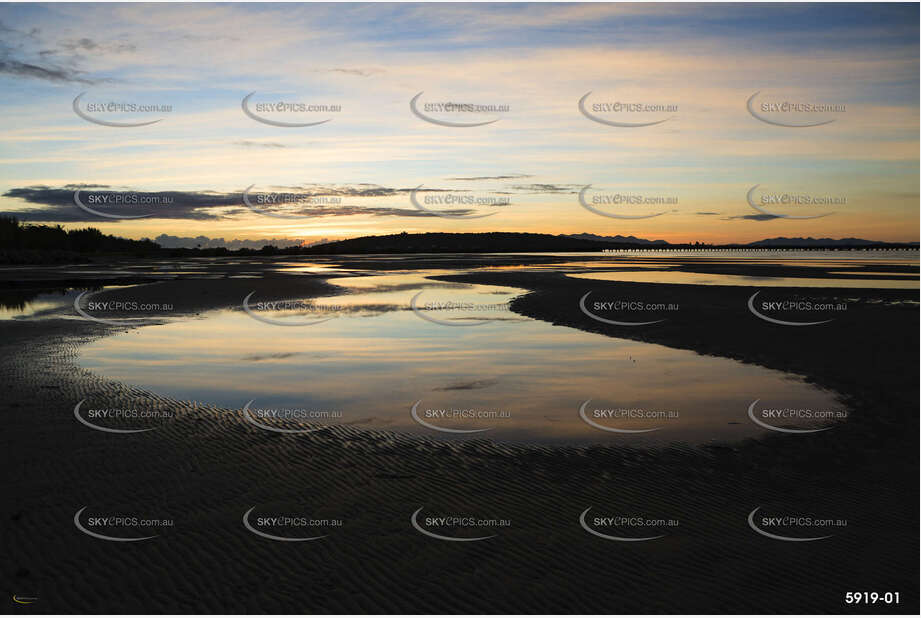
[568,270,919,289]
[77,268,848,446]
[0,288,80,319]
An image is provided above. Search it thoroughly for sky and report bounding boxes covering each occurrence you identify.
[0,2,918,246]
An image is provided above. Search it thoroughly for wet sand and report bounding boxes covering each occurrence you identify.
[1,257,917,613]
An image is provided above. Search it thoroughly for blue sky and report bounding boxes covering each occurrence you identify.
[0,2,917,245]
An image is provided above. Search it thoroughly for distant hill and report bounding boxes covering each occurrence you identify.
[746,236,919,248]
[300,232,627,254]
[565,233,668,246]
[0,215,161,264]
[302,232,916,254]
[2,215,916,264]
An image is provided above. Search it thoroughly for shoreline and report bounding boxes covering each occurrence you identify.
[439,269,918,421]
[2,259,917,613]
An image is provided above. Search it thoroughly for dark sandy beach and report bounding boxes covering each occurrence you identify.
[2,255,917,614]
[2,1,919,614]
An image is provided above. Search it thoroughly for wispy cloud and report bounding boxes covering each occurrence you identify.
[433,378,499,391]
[234,140,289,149]
[0,58,99,85]
[3,185,236,221]
[0,20,116,84]
[725,213,781,221]
[1,184,477,222]
[510,183,580,194]
[0,4,916,243]
[447,175,532,181]
[327,67,382,77]
[56,38,136,55]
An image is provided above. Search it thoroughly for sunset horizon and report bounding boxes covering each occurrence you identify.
[1,2,918,616]
[1,3,918,246]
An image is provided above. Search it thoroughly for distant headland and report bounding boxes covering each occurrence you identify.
[0,216,916,264]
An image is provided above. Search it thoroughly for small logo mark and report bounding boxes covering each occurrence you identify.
[73,189,152,219]
[73,291,143,326]
[410,400,492,434]
[747,506,833,542]
[746,185,834,220]
[579,292,666,326]
[242,400,324,434]
[242,507,328,542]
[747,291,833,326]
[409,291,495,327]
[72,92,163,128]
[242,185,309,219]
[73,507,157,542]
[578,400,661,433]
[578,185,667,219]
[410,507,497,542]
[73,399,155,434]
[578,92,673,128]
[746,91,836,128]
[241,92,332,128]
[242,292,334,327]
[409,185,496,219]
[747,399,834,434]
[579,508,665,541]
[409,92,500,128]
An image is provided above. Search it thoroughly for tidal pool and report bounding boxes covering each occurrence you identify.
[568,270,918,289]
[77,270,846,446]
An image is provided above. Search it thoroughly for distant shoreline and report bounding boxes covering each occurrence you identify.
[2,256,917,612]
[3,216,918,264]
[2,244,919,268]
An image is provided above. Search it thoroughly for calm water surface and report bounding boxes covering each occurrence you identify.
[76,265,852,445]
[568,270,918,289]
